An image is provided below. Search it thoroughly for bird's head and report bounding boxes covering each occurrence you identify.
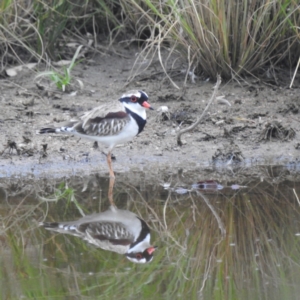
[120,90,154,118]
[125,233,157,264]
[125,245,157,264]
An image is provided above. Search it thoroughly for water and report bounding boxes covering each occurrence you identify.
[0,165,300,299]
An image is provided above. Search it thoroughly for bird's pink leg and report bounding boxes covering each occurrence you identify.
[108,174,116,206]
[106,151,115,178]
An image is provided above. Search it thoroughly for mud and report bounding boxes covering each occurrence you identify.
[0,45,300,179]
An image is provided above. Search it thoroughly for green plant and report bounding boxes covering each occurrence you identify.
[35,45,83,91]
[43,182,86,217]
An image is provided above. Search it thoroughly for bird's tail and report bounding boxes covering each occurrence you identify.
[40,221,78,234]
[37,128,57,134]
[37,127,74,134]
[40,221,60,228]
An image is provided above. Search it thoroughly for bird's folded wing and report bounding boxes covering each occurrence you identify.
[79,221,134,246]
[72,102,131,136]
[81,102,126,121]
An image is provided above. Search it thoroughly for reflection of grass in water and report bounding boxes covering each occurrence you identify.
[0,198,47,298]
[138,181,300,299]
[201,184,300,299]
[1,177,300,299]
[39,182,87,218]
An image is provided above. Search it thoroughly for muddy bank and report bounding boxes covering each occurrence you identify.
[0,46,300,179]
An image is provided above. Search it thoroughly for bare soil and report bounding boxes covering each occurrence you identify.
[1,45,300,179]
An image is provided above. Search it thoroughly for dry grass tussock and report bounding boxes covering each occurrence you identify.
[121,0,300,81]
[1,0,299,83]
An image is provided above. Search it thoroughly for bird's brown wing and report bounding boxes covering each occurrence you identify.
[80,101,126,121]
[69,102,130,136]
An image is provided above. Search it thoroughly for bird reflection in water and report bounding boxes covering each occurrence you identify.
[40,176,156,263]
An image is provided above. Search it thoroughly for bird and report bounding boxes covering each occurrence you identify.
[37,90,153,178]
[41,205,157,264]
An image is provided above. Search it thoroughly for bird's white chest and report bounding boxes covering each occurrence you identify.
[99,116,139,147]
[73,115,139,149]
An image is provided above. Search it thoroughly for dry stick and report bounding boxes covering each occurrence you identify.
[196,190,226,237]
[294,188,300,206]
[177,74,222,146]
[290,56,300,88]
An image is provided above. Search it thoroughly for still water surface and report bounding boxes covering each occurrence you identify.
[1,165,300,299]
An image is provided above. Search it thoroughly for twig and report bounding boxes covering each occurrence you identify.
[290,56,300,89]
[177,74,222,145]
[157,24,180,89]
[195,190,226,237]
[294,188,300,206]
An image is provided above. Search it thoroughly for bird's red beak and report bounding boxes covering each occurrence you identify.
[142,101,154,110]
[146,246,157,255]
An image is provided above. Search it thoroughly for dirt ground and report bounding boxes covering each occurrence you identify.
[0,45,300,179]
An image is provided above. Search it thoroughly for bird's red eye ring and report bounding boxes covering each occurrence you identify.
[136,253,143,259]
[131,96,138,102]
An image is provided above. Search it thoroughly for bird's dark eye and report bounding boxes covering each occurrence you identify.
[131,96,138,102]
[136,253,143,259]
